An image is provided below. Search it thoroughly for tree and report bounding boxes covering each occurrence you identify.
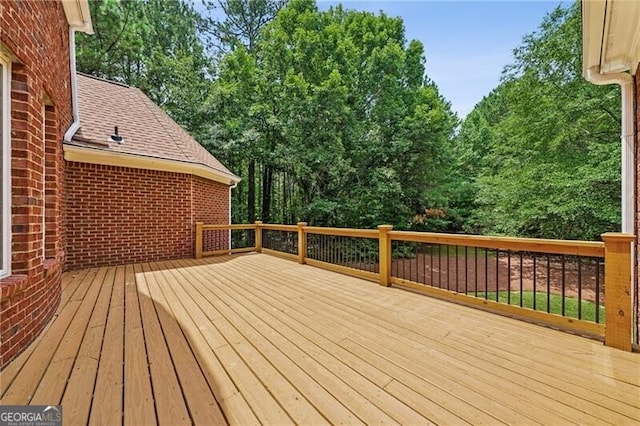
[202,0,286,224]
[204,0,457,228]
[454,2,621,240]
[75,0,213,133]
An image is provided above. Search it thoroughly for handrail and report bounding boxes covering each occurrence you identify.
[261,224,298,231]
[304,226,379,239]
[388,231,605,257]
[203,224,256,230]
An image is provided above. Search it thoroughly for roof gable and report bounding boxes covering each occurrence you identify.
[66,74,238,185]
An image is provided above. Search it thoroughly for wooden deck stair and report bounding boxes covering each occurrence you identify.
[1,253,639,425]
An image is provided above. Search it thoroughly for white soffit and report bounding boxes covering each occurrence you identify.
[583,0,640,75]
[61,0,94,34]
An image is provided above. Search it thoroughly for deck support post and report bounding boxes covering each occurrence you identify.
[297,222,308,264]
[195,222,203,259]
[378,225,393,287]
[601,232,635,351]
[255,221,263,252]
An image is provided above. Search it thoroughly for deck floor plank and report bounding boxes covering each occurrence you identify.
[122,265,156,425]
[177,258,433,425]
[130,264,181,426]
[186,258,501,425]
[187,257,533,425]
[168,259,364,425]
[151,262,298,425]
[1,268,106,405]
[31,266,115,409]
[0,268,91,397]
[190,255,639,424]
[59,266,119,425]
[89,264,128,425]
[2,253,639,426]
[245,254,640,407]
[155,261,259,426]
[146,263,227,425]
[245,260,624,423]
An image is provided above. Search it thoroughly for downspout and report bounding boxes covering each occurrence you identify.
[586,66,637,345]
[229,180,238,250]
[63,28,81,143]
[585,67,635,233]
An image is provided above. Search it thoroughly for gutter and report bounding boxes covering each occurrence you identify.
[585,67,635,233]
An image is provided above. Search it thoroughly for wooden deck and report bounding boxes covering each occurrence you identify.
[1,253,639,425]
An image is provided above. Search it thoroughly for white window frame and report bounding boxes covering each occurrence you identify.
[1,54,11,278]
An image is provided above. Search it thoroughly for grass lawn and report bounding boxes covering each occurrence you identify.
[469,291,605,323]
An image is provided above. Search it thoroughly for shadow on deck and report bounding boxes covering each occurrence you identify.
[1,253,639,425]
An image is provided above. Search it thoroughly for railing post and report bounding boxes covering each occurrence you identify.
[601,232,635,351]
[255,220,263,252]
[378,225,393,287]
[297,222,308,264]
[195,222,204,259]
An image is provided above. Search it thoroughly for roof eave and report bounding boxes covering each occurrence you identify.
[62,0,94,34]
[582,0,640,77]
[64,143,240,186]
[582,0,607,77]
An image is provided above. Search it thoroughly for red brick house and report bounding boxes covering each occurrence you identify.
[0,1,237,367]
[0,0,91,367]
[64,74,238,270]
[582,0,640,342]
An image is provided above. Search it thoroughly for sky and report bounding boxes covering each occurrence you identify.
[317,1,569,118]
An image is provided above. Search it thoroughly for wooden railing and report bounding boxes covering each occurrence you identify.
[195,222,634,351]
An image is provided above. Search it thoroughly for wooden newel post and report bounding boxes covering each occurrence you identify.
[378,225,393,287]
[297,222,308,264]
[255,221,263,252]
[195,222,204,259]
[601,232,635,351]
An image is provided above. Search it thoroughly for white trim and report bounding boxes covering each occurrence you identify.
[63,143,240,186]
[582,0,640,75]
[585,67,635,234]
[1,55,11,278]
[61,0,93,34]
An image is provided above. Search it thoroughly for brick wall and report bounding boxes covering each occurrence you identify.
[0,1,72,366]
[193,175,231,252]
[65,162,230,270]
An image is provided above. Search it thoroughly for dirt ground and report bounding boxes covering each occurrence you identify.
[344,252,604,303]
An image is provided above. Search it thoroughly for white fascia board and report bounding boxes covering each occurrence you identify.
[582,0,607,77]
[64,144,240,186]
[584,0,640,75]
[62,0,94,34]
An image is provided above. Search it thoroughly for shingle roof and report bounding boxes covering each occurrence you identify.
[69,73,238,182]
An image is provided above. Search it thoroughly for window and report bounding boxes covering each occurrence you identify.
[1,55,10,277]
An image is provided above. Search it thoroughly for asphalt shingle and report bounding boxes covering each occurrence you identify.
[69,73,237,181]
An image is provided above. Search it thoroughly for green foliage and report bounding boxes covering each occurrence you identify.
[76,0,213,133]
[472,291,605,323]
[453,2,621,240]
[205,0,457,227]
[78,0,620,240]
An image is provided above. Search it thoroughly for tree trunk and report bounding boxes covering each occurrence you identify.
[262,165,273,223]
[247,159,255,223]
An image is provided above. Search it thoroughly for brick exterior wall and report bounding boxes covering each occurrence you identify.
[65,162,230,270]
[0,1,72,366]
